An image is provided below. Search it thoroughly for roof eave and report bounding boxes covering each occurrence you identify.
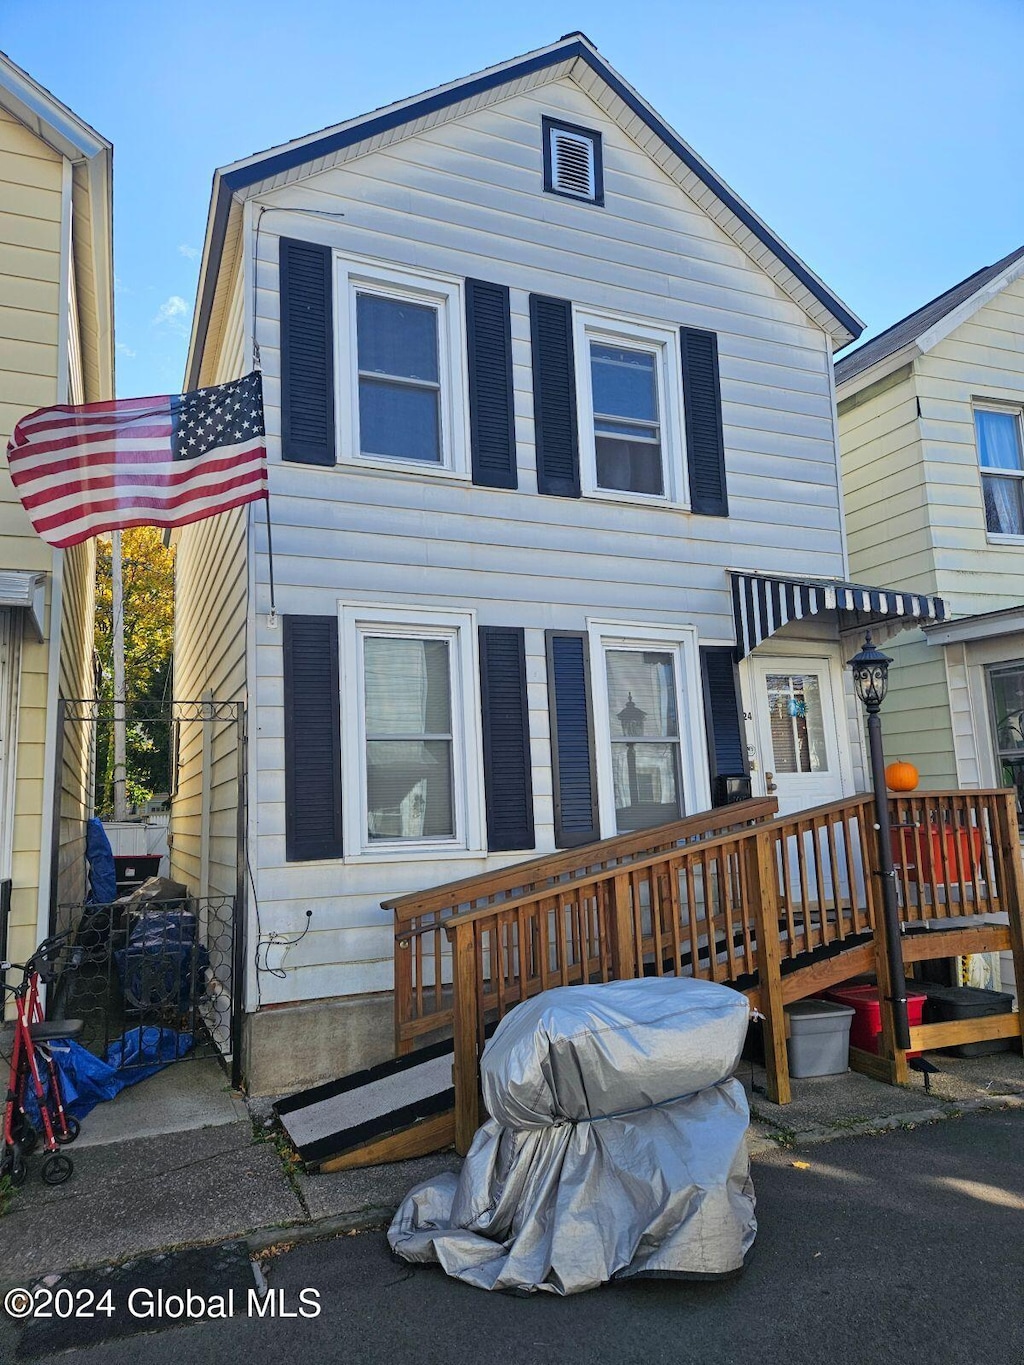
[835,340,921,401]
[186,36,863,388]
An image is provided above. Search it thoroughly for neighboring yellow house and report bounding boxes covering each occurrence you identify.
[0,52,113,971]
[836,245,1024,811]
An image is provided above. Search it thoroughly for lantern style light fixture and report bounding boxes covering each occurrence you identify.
[617,692,647,737]
[847,627,911,1052]
[848,631,893,713]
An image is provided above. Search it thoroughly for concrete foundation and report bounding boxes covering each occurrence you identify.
[242,992,395,1096]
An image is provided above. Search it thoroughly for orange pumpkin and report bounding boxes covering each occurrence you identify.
[885,760,919,792]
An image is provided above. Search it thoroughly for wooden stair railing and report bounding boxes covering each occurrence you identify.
[387,788,1024,1156]
[386,797,778,1055]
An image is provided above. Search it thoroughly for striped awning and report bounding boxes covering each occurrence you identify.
[731,572,947,658]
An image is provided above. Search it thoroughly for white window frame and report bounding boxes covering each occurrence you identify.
[975,400,1024,543]
[338,603,485,860]
[573,308,688,508]
[587,620,709,837]
[334,254,471,480]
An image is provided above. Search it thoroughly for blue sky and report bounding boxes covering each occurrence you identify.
[5,0,1023,397]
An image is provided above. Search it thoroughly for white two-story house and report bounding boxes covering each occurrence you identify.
[175,34,945,1093]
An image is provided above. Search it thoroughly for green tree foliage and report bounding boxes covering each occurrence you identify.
[94,528,175,814]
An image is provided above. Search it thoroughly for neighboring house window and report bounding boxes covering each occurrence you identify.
[976,405,1024,537]
[337,259,469,477]
[588,624,708,835]
[573,312,686,504]
[340,605,483,856]
[542,117,603,204]
[988,661,1024,824]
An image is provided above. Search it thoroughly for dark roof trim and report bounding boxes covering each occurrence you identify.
[187,38,862,390]
[835,243,1024,390]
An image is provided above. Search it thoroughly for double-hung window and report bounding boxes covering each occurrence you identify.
[337,259,469,477]
[976,404,1024,537]
[988,661,1024,824]
[589,624,708,835]
[340,606,484,857]
[574,312,685,503]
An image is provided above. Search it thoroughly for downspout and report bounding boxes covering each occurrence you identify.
[36,157,73,942]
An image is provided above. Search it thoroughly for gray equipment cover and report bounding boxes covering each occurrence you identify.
[388,977,756,1294]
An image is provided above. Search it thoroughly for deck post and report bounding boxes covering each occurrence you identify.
[867,796,909,1086]
[748,827,791,1106]
[450,921,481,1155]
[995,792,1024,1021]
[609,871,638,979]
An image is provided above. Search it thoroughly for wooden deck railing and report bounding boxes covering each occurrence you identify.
[387,789,1024,1154]
[386,797,778,1054]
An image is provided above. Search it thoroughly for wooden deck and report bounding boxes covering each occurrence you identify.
[385,789,1024,1156]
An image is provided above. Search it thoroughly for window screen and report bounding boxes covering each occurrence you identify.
[605,648,682,832]
[363,636,454,840]
[357,293,442,464]
[590,342,663,495]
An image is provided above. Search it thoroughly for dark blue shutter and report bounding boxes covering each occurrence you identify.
[700,646,748,805]
[530,295,581,497]
[546,631,599,847]
[283,615,343,861]
[681,327,728,516]
[280,238,335,466]
[466,279,517,489]
[479,626,535,851]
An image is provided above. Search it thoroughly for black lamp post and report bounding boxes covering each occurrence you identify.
[848,631,911,1051]
[618,693,647,809]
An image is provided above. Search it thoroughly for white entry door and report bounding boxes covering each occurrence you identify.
[750,656,848,816]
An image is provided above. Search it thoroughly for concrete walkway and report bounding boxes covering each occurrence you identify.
[2,1047,1022,1284]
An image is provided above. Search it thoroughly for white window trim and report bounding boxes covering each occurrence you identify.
[334,254,471,481]
[338,603,485,861]
[586,620,709,837]
[975,400,1024,543]
[573,308,689,508]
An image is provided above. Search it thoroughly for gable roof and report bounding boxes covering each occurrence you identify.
[835,243,1024,392]
[186,34,862,389]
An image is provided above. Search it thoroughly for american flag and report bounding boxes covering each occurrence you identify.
[6,371,268,549]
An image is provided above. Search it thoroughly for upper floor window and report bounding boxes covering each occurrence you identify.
[976,405,1024,537]
[543,117,603,205]
[337,259,470,478]
[573,310,687,504]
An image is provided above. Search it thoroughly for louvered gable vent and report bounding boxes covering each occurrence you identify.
[543,118,603,205]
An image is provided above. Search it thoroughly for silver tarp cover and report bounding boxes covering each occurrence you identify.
[388,977,756,1294]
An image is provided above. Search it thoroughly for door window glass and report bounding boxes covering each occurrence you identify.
[765,673,828,774]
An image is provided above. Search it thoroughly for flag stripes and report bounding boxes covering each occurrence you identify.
[6,372,268,548]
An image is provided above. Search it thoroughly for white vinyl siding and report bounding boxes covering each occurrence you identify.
[212,73,846,1006]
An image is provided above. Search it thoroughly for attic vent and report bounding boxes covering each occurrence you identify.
[543,117,603,205]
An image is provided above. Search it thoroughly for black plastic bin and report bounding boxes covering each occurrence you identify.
[113,854,162,898]
[915,982,1016,1057]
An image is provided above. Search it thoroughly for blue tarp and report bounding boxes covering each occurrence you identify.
[114,910,210,1011]
[22,1026,194,1124]
[85,817,117,905]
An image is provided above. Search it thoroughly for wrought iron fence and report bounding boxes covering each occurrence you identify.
[51,895,235,1067]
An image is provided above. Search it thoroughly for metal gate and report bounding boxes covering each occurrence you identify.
[48,699,246,1086]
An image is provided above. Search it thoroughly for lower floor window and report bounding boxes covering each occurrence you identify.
[988,661,1024,823]
[341,606,483,856]
[363,635,454,841]
[604,647,683,833]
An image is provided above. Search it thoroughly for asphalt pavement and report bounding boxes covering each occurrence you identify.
[3,1108,1023,1365]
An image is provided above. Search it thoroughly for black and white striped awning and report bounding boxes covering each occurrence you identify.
[731,572,947,658]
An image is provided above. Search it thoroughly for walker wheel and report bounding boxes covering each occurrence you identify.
[12,1116,37,1156]
[5,1151,28,1187]
[41,1153,73,1186]
[54,1115,80,1146]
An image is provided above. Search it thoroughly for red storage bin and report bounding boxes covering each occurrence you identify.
[824,984,927,1057]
